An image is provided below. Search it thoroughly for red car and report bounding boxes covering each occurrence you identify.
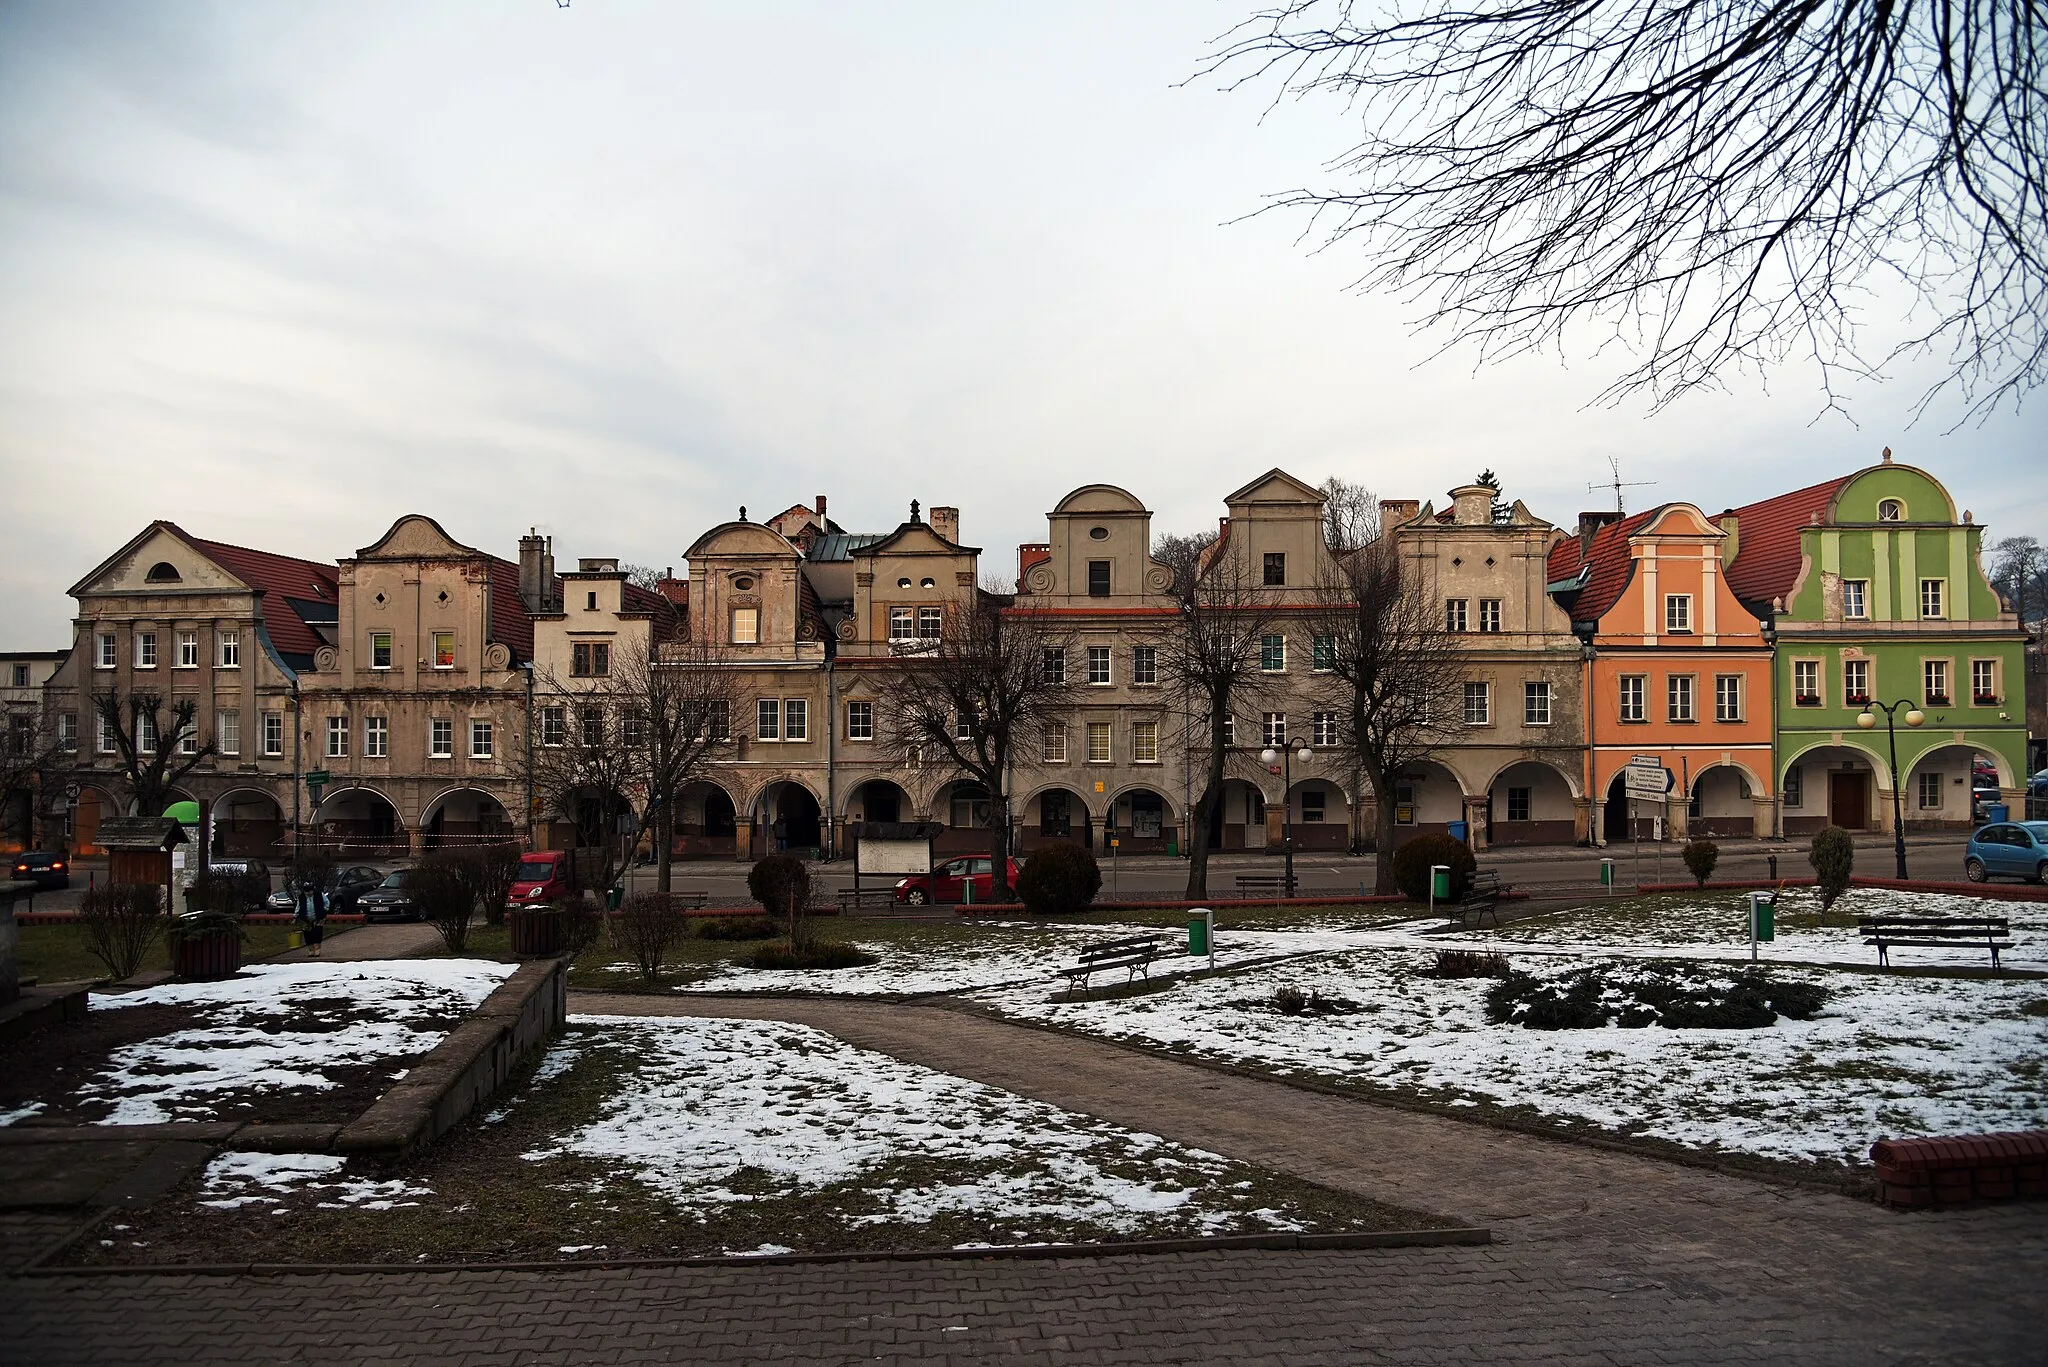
[894,856,1022,905]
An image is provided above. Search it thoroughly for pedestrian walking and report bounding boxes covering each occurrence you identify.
[296,877,328,956]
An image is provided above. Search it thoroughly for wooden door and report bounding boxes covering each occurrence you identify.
[1828,772,1869,829]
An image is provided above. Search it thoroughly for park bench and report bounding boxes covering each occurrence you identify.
[1058,935,1165,995]
[837,887,902,914]
[1859,915,2011,970]
[666,891,710,910]
[1234,873,1297,899]
[1447,871,1505,929]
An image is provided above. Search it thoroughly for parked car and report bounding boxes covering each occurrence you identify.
[506,849,593,908]
[2028,770,2048,819]
[266,864,385,913]
[894,855,1023,905]
[355,868,422,923]
[10,850,69,890]
[1963,822,2048,884]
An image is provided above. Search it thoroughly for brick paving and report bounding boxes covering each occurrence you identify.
[6,992,2043,1364]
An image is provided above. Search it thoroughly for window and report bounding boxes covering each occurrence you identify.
[1619,674,1646,722]
[1972,659,1998,703]
[1843,580,1868,619]
[1664,594,1692,633]
[364,716,387,758]
[217,631,239,668]
[57,713,77,751]
[1132,645,1157,685]
[1920,579,1945,619]
[96,633,117,669]
[1132,721,1158,762]
[708,702,730,740]
[176,631,199,668]
[1795,659,1822,704]
[784,699,807,742]
[1923,659,1950,706]
[757,699,781,741]
[1263,552,1285,586]
[581,707,605,748]
[470,719,494,759]
[9,663,25,688]
[1086,722,1112,763]
[1524,681,1551,725]
[262,713,283,756]
[135,632,157,668]
[731,608,760,645]
[1445,599,1468,632]
[1917,772,1944,809]
[1715,674,1743,722]
[1313,635,1335,672]
[1783,766,1802,808]
[953,710,973,742]
[1463,682,1490,725]
[1668,674,1696,722]
[1477,599,1501,633]
[1301,790,1326,823]
[179,724,196,755]
[1087,646,1112,685]
[326,716,348,757]
[1506,787,1531,822]
[1042,726,1067,763]
[572,642,610,677]
[1260,634,1286,672]
[361,631,389,671]
[1041,649,1065,685]
[847,700,874,740]
[429,718,454,758]
[97,714,118,754]
[917,607,942,640]
[217,710,240,755]
[1878,499,1903,521]
[1844,658,1870,704]
[433,631,456,668]
[1313,711,1340,746]
[1087,561,1111,596]
[540,706,566,747]
[624,710,647,750]
[1220,714,1235,747]
[1262,711,1287,746]
[888,607,915,642]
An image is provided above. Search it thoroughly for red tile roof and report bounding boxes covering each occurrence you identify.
[1722,476,1850,609]
[654,577,688,609]
[185,532,339,663]
[485,558,535,661]
[1545,507,1658,624]
[622,580,684,642]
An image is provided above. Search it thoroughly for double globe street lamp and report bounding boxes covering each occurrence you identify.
[1260,741,1313,895]
[1856,699,1924,880]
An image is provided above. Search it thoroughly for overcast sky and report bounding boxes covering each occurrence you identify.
[2,1,2041,647]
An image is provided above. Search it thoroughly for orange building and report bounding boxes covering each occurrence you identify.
[1547,505,1776,843]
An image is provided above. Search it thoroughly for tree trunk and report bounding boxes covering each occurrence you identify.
[655,801,674,893]
[1368,758,1400,895]
[1183,701,1229,900]
[991,789,1014,901]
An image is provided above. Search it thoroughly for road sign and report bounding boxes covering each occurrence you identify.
[304,769,331,785]
[1624,756,1669,800]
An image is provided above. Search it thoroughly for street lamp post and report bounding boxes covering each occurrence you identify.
[1857,699,1925,880]
[1260,740,1314,895]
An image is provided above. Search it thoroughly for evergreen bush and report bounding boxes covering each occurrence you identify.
[1016,841,1103,915]
[1388,833,1476,902]
[1809,826,1855,921]
[1681,839,1720,888]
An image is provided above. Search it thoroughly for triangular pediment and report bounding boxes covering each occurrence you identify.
[1224,468,1325,509]
[857,521,980,558]
[69,522,250,598]
[357,514,480,561]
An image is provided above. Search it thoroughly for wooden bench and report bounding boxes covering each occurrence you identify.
[1859,916,2011,970]
[1058,935,1165,994]
[837,887,902,914]
[1234,873,1297,899]
[1448,871,1505,929]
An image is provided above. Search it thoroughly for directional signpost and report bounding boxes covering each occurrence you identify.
[1622,755,1670,886]
[304,769,330,806]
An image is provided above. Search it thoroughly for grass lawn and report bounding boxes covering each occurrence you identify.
[14,921,323,986]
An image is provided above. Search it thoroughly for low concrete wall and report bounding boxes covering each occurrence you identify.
[335,956,567,1161]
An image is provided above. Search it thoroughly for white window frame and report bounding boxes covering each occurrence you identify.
[429,718,454,758]
[57,713,78,752]
[179,723,196,756]
[262,713,283,757]
[846,700,874,741]
[1920,579,1945,619]
[432,631,456,669]
[217,630,240,669]
[363,715,387,758]
[731,608,761,645]
[917,607,943,641]
[757,698,781,741]
[1312,711,1339,747]
[326,715,349,758]
[1445,599,1468,632]
[1619,674,1647,722]
[1132,645,1157,686]
[1668,674,1697,722]
[1971,658,1998,703]
[370,631,393,670]
[1087,646,1112,685]
[1262,711,1287,747]
[1523,680,1551,726]
[1844,658,1870,704]
[1041,649,1065,684]
[1042,726,1067,763]
[98,714,119,754]
[469,719,494,759]
[1923,658,1950,705]
[1132,720,1158,763]
[1477,599,1501,633]
[784,698,808,742]
[135,632,157,668]
[1664,594,1692,634]
[540,705,566,748]
[1086,721,1112,763]
[888,608,915,642]
[1843,580,1868,619]
[1878,499,1904,521]
[1794,659,1822,705]
[1462,682,1490,726]
[1714,674,1743,723]
[1260,634,1286,673]
[1916,771,1944,809]
[96,633,117,669]
[176,631,199,668]
[217,709,240,756]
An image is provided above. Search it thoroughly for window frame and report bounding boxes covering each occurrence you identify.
[1262,552,1285,587]
[1916,771,1944,809]
[1041,648,1065,685]
[1714,673,1744,723]
[216,709,239,756]
[1086,560,1111,597]
[1667,673,1697,723]
[469,718,494,759]
[571,642,611,678]
[540,705,566,748]
[1477,599,1502,634]
[888,607,915,642]
[1086,721,1112,763]
[1505,786,1532,823]
[1086,645,1112,686]
[1262,711,1287,747]
[846,700,874,741]
[1664,594,1693,634]
[262,713,283,757]
[370,631,393,671]
[429,718,454,759]
[1312,710,1339,747]
[1843,579,1868,619]
[1923,658,1951,706]
[1041,725,1067,764]
[731,607,760,645]
[1794,658,1823,706]
[1919,578,1945,619]
[326,715,349,758]
[432,631,456,669]
[1971,658,1999,704]
[757,698,781,741]
[1843,657,1871,705]
[784,698,808,742]
[1259,634,1286,673]
[135,632,157,669]
[1523,680,1551,726]
[96,633,117,670]
[363,715,388,759]
[57,712,78,752]
[1132,720,1159,763]
[916,607,943,641]
[217,630,240,669]
[1462,681,1491,726]
[176,630,199,669]
[1131,645,1157,686]
[1445,599,1468,632]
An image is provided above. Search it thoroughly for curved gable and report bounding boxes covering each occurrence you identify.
[1829,463,1957,525]
[684,522,803,562]
[357,514,476,560]
[1051,484,1148,516]
[1638,504,1722,540]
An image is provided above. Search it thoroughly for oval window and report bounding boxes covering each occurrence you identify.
[1088,527,1109,540]
[898,577,913,589]
[734,576,754,590]
[920,578,936,589]
[1877,499,1903,521]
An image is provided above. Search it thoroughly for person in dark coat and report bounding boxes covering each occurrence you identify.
[296,877,328,956]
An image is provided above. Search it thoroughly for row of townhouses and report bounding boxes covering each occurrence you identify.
[3,454,2032,862]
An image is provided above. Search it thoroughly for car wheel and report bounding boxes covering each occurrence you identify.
[904,889,929,906]
[1964,858,1988,883]
[2035,861,2048,885]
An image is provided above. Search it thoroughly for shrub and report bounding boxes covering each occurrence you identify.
[475,842,522,927]
[553,896,605,958]
[1681,839,1720,888]
[748,854,813,947]
[1273,984,1308,1015]
[1389,834,1477,902]
[698,916,780,941]
[184,868,268,918]
[165,906,247,948]
[750,940,877,970]
[77,883,165,981]
[1809,826,1855,921]
[1016,842,1102,915]
[617,892,689,984]
[1485,963,1829,1031]
[1429,949,1513,979]
[409,858,478,953]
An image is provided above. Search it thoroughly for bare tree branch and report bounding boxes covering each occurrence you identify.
[89,690,216,817]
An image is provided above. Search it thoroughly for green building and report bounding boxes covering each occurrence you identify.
[1724,452,2028,837]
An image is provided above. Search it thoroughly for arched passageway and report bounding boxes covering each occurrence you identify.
[1021,787,1093,854]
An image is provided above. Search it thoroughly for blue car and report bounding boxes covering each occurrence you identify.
[1964,821,2048,884]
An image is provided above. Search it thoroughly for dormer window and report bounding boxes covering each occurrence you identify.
[731,608,759,645]
[145,561,181,583]
[1878,499,1904,521]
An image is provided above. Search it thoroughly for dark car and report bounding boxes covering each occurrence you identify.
[894,855,1023,905]
[354,869,421,923]
[266,865,385,914]
[10,850,70,890]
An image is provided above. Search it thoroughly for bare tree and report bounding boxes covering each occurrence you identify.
[1991,535,2046,636]
[874,594,1075,901]
[89,690,215,817]
[1313,539,1465,894]
[1,707,65,848]
[1318,475,1379,552]
[620,563,668,592]
[1203,1,2047,419]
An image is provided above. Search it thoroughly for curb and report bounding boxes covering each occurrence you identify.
[19,1226,1491,1278]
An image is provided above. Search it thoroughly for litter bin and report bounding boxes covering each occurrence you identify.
[606,885,623,911]
[1751,893,1775,942]
[1431,865,1451,902]
[1188,910,1211,956]
[1599,858,1616,888]
[1985,803,2010,824]
[1447,820,1469,844]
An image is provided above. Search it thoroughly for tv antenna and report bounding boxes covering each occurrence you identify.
[1588,455,1655,514]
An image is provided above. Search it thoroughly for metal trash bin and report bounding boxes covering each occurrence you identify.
[1447,820,1469,844]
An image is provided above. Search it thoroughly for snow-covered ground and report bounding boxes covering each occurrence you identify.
[975,946,2048,1166]
[198,1151,434,1211]
[507,1015,1357,1246]
[25,961,515,1126]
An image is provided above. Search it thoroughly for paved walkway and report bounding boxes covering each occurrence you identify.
[266,921,443,964]
[7,990,2042,1364]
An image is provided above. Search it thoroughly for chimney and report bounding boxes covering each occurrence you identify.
[930,506,960,543]
[815,494,827,518]
[518,529,550,614]
[1378,499,1420,540]
[1450,485,1493,526]
[1577,511,1621,557]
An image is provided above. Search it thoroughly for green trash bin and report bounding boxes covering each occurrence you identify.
[1753,894,1775,942]
[1188,912,1209,956]
[606,885,624,911]
[1430,865,1451,901]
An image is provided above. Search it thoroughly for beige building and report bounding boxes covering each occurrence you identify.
[2,648,67,850]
